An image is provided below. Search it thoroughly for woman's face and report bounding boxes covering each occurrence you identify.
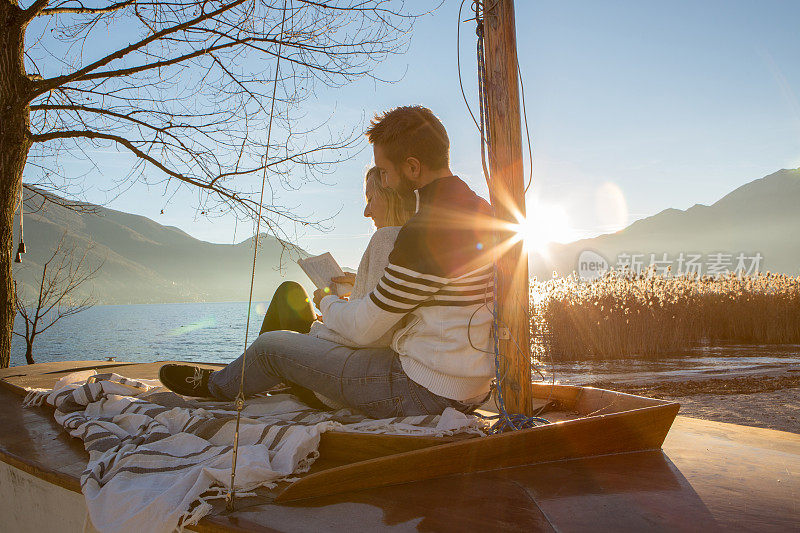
[364,177,389,228]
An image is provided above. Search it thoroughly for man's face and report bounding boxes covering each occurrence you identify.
[373,144,415,193]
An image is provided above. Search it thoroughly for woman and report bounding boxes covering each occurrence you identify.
[160,167,421,413]
[245,167,415,409]
[256,166,415,344]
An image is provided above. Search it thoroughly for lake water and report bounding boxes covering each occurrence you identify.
[11,302,800,387]
[11,301,268,367]
[541,343,800,386]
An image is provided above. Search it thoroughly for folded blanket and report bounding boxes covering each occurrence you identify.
[24,370,486,533]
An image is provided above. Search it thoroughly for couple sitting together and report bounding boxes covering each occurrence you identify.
[159,105,496,419]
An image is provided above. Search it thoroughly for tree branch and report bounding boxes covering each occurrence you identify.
[74,38,261,82]
[38,0,133,16]
[29,129,283,220]
[20,0,51,24]
[22,184,100,215]
[32,0,250,96]
[29,103,198,153]
[13,232,101,360]
[31,129,214,189]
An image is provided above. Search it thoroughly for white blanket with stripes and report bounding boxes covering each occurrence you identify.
[23,370,485,533]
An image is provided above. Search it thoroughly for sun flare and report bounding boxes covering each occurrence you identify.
[512,204,575,255]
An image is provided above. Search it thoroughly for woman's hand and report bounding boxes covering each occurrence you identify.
[314,273,354,308]
[313,287,337,310]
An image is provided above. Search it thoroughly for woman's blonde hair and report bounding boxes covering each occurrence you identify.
[365,166,415,227]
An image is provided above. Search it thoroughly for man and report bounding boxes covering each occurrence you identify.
[159,105,496,418]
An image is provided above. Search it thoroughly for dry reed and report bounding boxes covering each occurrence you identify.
[533,269,800,360]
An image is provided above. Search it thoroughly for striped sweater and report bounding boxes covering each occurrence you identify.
[321,176,496,401]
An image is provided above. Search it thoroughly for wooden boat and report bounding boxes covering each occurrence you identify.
[1,359,798,531]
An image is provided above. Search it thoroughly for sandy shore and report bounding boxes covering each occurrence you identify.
[664,388,800,434]
[586,375,800,434]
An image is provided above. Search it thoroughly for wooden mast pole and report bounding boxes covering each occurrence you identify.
[482,0,533,416]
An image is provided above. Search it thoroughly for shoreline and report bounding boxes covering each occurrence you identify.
[586,375,800,434]
[665,388,800,434]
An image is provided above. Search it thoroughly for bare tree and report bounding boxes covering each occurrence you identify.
[0,0,432,366]
[13,232,102,365]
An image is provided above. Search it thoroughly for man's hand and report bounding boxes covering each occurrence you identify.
[332,272,356,286]
[331,273,355,298]
[313,287,336,310]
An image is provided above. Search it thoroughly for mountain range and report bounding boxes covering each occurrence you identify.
[12,190,312,304]
[12,168,800,305]
[531,168,800,278]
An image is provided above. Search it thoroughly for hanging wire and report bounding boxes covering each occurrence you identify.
[518,59,534,193]
[458,0,533,194]
[225,0,289,512]
[457,0,482,134]
[477,11,491,186]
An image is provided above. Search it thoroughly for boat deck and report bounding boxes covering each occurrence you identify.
[1,361,798,530]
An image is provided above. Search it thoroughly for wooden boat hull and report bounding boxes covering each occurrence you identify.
[279,385,679,502]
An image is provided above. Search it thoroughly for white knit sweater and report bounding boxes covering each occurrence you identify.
[308,226,403,347]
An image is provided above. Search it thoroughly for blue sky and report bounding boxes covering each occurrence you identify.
[26,0,800,269]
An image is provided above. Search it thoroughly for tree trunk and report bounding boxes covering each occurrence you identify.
[0,0,33,368]
[24,338,33,364]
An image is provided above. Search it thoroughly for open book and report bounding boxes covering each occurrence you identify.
[297,252,353,297]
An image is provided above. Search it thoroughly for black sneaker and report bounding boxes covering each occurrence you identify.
[159,364,215,398]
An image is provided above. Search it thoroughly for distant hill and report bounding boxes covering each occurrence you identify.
[532,168,800,278]
[11,189,313,304]
[16,168,798,303]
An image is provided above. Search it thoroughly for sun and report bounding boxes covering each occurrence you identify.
[512,204,575,255]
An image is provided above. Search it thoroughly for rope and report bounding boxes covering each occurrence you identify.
[225,0,289,512]
[15,187,26,263]
[473,0,549,434]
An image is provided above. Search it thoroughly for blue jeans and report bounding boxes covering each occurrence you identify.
[208,330,478,419]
